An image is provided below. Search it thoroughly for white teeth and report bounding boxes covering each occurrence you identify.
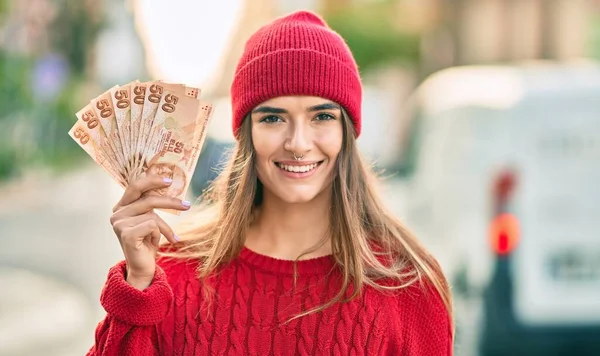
[278,163,318,173]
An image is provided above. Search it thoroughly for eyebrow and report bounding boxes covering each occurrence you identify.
[252,106,287,114]
[307,103,340,112]
[251,102,340,114]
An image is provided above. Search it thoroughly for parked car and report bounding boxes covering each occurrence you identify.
[392,61,600,355]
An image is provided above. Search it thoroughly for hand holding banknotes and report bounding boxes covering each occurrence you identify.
[68,80,213,289]
[109,174,190,290]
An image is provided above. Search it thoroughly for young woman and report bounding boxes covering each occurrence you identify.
[89,10,453,356]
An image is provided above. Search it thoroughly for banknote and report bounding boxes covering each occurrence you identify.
[91,86,130,178]
[130,81,147,179]
[110,82,135,177]
[133,82,183,179]
[134,82,200,180]
[140,84,200,169]
[188,101,213,184]
[159,80,200,99]
[69,79,213,214]
[71,110,127,187]
[140,93,212,214]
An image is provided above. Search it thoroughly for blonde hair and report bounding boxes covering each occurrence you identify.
[162,109,453,332]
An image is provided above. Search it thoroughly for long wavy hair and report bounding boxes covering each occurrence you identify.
[162,108,453,330]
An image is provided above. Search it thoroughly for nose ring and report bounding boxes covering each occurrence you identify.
[293,152,304,161]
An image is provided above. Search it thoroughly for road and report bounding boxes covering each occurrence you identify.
[0,165,125,355]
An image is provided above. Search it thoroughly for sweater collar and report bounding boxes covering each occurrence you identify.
[239,246,336,276]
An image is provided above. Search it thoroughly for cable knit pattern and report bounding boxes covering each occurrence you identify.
[87,247,452,355]
[100,261,173,326]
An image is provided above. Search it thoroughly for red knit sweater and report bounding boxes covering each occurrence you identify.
[87,247,452,355]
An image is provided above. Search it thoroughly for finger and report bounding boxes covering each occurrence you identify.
[112,212,177,245]
[112,212,154,237]
[113,174,174,212]
[153,213,178,244]
[119,195,191,217]
[113,174,171,212]
[121,219,158,247]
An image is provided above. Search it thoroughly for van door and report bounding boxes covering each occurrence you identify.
[511,93,600,326]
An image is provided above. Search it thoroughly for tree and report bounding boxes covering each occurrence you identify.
[322,1,421,74]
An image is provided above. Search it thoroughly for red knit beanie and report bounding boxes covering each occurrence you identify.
[230,10,362,138]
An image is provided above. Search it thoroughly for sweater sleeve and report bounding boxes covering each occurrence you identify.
[389,282,453,356]
[86,260,173,356]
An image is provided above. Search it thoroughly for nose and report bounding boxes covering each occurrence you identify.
[284,120,313,157]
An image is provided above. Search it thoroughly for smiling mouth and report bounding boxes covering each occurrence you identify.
[275,161,324,173]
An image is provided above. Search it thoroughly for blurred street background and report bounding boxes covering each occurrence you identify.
[1,0,600,355]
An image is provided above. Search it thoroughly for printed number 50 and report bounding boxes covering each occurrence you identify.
[162,94,179,113]
[74,127,90,145]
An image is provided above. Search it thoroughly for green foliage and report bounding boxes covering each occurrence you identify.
[31,78,89,168]
[0,52,33,180]
[52,0,104,76]
[0,52,88,180]
[0,0,8,17]
[0,149,16,177]
[0,52,34,117]
[324,3,421,74]
[588,15,600,59]
[0,1,105,181]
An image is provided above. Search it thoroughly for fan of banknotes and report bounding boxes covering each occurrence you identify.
[68,81,213,214]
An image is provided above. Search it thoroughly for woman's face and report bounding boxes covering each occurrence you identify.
[251,96,343,204]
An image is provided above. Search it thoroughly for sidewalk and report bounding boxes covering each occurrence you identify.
[0,163,188,355]
[0,164,126,355]
[0,267,90,356]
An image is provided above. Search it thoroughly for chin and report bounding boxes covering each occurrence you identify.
[273,185,325,204]
[277,188,320,204]
[280,194,318,204]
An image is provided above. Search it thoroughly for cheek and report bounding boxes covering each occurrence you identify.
[317,130,343,159]
[253,142,271,167]
[252,130,282,163]
[251,141,275,182]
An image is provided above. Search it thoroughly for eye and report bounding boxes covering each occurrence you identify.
[314,113,335,121]
[259,115,282,123]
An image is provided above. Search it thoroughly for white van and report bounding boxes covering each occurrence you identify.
[390,62,600,355]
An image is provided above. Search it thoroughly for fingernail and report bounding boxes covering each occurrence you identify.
[174,234,179,242]
[182,200,191,207]
[163,177,173,184]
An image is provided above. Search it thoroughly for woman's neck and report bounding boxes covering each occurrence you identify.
[245,188,332,261]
